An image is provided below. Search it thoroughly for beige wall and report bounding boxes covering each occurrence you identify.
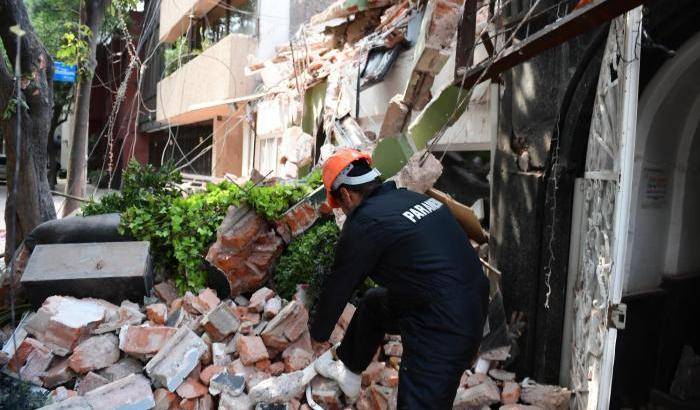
[156,34,257,123]
[212,109,246,177]
[159,0,220,43]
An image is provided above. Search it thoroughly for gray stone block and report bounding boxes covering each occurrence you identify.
[21,241,153,308]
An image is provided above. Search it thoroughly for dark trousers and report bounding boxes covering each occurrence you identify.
[336,285,488,409]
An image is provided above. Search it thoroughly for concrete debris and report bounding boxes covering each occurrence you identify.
[35,296,107,356]
[145,327,207,391]
[209,372,246,396]
[395,151,443,194]
[68,333,120,373]
[83,373,156,410]
[219,392,254,410]
[94,300,145,334]
[38,395,92,410]
[248,371,305,404]
[311,376,343,410]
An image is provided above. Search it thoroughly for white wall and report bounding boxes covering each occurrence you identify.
[625,32,700,295]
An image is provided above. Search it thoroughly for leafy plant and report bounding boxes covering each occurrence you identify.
[274,221,340,299]
[2,96,29,120]
[56,23,91,77]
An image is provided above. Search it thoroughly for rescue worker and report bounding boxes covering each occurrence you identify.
[309,149,490,409]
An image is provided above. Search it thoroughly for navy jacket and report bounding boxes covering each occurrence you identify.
[309,181,488,342]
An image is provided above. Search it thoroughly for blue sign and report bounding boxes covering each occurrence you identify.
[53,62,77,83]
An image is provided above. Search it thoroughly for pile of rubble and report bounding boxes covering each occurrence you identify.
[0,280,570,410]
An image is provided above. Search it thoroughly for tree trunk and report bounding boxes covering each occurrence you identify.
[0,0,57,261]
[63,0,111,216]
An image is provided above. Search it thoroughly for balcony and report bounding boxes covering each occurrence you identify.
[156,33,257,123]
[159,0,253,43]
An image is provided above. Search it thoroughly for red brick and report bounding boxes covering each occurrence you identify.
[118,325,177,359]
[50,386,77,402]
[361,361,386,386]
[68,334,119,373]
[153,387,177,410]
[282,331,313,372]
[236,335,269,365]
[269,361,285,376]
[94,301,145,334]
[501,381,521,405]
[261,301,308,354]
[199,365,225,386]
[7,338,52,382]
[176,377,208,399]
[201,303,240,341]
[154,281,179,305]
[466,372,489,387]
[249,287,275,312]
[263,297,282,320]
[38,296,107,355]
[311,377,343,410]
[378,367,399,388]
[196,289,220,314]
[76,371,109,395]
[43,357,75,388]
[146,303,168,325]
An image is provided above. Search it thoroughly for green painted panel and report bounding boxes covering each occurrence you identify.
[372,135,414,178]
[408,85,468,150]
[302,81,327,137]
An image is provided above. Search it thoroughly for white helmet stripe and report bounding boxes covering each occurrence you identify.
[331,166,381,190]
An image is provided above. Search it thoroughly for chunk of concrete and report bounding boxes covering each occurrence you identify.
[209,372,246,397]
[219,392,254,410]
[84,373,155,410]
[146,327,207,391]
[21,242,153,307]
[248,371,305,405]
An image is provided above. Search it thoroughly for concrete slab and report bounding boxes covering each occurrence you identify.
[20,242,153,308]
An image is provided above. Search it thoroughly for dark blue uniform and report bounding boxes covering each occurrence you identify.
[309,181,489,409]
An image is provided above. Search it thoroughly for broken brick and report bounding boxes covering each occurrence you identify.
[84,373,155,409]
[76,371,109,395]
[118,325,177,359]
[176,377,209,399]
[269,361,285,376]
[465,372,489,387]
[261,301,308,353]
[378,94,409,139]
[153,388,178,410]
[453,377,500,408]
[249,287,275,313]
[362,361,386,386]
[94,300,145,334]
[200,365,226,385]
[281,331,313,372]
[146,303,168,325]
[263,297,282,320]
[520,383,571,410]
[154,281,179,306]
[38,296,107,356]
[311,377,343,410]
[236,336,269,366]
[50,386,77,402]
[212,342,231,366]
[196,289,221,315]
[201,303,240,341]
[501,381,521,405]
[146,327,208,391]
[219,392,253,410]
[489,368,516,382]
[98,357,143,382]
[43,357,75,388]
[8,337,54,385]
[68,333,119,373]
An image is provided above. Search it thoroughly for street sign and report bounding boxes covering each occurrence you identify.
[53,62,77,83]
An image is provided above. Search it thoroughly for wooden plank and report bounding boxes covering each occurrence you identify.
[454,0,647,89]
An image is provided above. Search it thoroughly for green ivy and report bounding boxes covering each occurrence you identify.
[81,162,323,294]
[273,221,340,300]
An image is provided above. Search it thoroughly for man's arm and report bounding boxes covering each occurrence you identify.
[309,216,384,342]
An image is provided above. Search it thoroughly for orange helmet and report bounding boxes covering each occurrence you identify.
[322,149,379,208]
